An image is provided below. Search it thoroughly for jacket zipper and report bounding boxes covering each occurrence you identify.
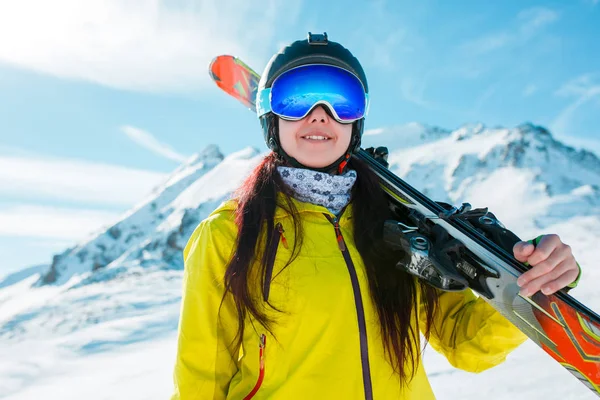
[264,222,288,302]
[243,334,267,400]
[325,213,374,400]
[246,224,284,398]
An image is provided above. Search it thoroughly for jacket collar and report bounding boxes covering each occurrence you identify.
[216,193,354,227]
[274,192,353,225]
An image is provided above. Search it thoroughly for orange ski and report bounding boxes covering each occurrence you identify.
[209,55,260,112]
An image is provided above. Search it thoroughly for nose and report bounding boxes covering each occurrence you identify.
[307,105,330,123]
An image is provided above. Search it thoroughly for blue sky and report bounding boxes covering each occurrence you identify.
[0,0,599,275]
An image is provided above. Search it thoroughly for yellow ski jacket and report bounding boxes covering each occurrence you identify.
[171,196,530,399]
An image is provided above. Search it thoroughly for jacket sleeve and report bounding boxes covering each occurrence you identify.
[171,213,240,400]
[419,288,528,373]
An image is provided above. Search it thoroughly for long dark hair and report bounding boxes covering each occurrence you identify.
[222,121,440,385]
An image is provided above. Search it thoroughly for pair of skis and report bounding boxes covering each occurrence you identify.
[208,54,600,397]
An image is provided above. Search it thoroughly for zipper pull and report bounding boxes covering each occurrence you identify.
[277,223,289,249]
[244,334,267,399]
[259,334,266,368]
[333,220,346,252]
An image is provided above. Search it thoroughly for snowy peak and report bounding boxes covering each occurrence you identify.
[376,122,600,232]
[450,122,487,141]
[188,144,224,164]
[474,122,600,184]
[146,144,225,197]
[38,145,229,287]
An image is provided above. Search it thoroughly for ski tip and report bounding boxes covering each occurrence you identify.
[208,55,232,81]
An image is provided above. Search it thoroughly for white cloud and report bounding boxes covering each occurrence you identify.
[121,125,187,163]
[461,32,512,54]
[363,128,385,136]
[0,204,120,240]
[363,29,413,69]
[551,73,600,136]
[555,73,600,97]
[0,153,167,206]
[400,76,433,108]
[522,84,538,97]
[473,83,501,112]
[517,7,559,37]
[461,7,559,55]
[0,0,296,93]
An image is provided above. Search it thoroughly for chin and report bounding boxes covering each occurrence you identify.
[295,156,335,169]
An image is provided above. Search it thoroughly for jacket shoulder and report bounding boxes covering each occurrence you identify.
[198,198,238,232]
[206,199,238,228]
[183,199,239,261]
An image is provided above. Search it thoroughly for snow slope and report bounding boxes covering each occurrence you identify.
[1,122,599,400]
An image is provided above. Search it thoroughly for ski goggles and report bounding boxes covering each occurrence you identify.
[257,64,370,123]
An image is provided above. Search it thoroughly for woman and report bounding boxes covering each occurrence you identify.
[171,34,581,399]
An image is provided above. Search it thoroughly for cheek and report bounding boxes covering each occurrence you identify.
[278,119,298,146]
[339,124,353,146]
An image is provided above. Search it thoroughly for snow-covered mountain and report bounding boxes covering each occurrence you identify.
[37,144,225,287]
[1,122,599,400]
[364,122,600,230]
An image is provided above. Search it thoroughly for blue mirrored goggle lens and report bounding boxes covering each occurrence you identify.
[269,64,367,122]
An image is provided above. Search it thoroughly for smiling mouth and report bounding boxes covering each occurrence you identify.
[301,135,331,141]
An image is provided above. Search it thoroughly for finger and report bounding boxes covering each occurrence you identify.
[519,260,572,297]
[538,268,581,295]
[517,249,567,288]
[513,241,535,262]
[526,234,562,266]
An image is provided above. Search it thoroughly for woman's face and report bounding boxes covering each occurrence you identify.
[278,106,353,169]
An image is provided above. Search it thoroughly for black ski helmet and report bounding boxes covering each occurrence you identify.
[257,32,369,173]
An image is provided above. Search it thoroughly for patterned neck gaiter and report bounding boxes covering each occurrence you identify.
[277,166,357,215]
